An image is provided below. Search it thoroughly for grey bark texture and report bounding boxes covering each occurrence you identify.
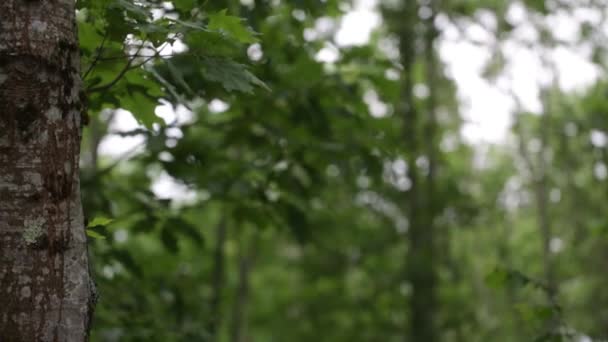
[0,0,94,341]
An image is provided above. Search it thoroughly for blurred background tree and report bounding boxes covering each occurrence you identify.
[74,0,608,341]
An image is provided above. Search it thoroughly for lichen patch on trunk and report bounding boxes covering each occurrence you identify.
[22,217,46,245]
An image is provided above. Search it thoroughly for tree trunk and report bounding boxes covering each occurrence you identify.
[0,1,94,341]
[230,236,257,342]
[208,217,227,340]
[536,90,558,329]
[396,1,438,340]
[230,255,250,342]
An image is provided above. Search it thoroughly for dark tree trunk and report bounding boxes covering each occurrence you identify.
[0,1,94,341]
[208,217,227,340]
[230,237,257,342]
[230,255,250,342]
[394,0,439,340]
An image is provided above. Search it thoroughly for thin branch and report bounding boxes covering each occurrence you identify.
[83,31,109,80]
[93,51,200,61]
[86,43,170,93]
[87,57,138,93]
[86,44,146,93]
[82,139,146,185]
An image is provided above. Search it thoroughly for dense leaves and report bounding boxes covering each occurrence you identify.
[77,0,608,341]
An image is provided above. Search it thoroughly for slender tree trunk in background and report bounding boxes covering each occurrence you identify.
[515,87,558,331]
[86,111,108,172]
[559,127,586,244]
[537,90,558,326]
[230,237,256,342]
[395,1,438,340]
[208,217,227,340]
[396,1,440,340]
[0,1,94,341]
[537,115,555,295]
[230,256,249,342]
[421,6,440,340]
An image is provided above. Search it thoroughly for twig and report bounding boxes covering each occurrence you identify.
[83,30,109,80]
[86,42,170,93]
[86,44,147,93]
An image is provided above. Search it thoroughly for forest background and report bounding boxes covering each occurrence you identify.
[71,0,608,341]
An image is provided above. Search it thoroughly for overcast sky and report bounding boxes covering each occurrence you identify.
[332,0,600,143]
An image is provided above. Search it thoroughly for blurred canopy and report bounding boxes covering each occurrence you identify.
[77,0,608,341]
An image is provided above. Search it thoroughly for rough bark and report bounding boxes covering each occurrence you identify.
[0,1,94,341]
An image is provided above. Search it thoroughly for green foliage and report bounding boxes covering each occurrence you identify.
[207,10,258,44]
[77,0,268,128]
[86,229,107,240]
[76,1,608,341]
[86,217,113,239]
[201,57,269,93]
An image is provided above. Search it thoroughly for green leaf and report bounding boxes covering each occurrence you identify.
[484,268,509,289]
[166,59,194,96]
[167,218,205,246]
[173,0,198,13]
[86,229,107,240]
[104,7,132,41]
[88,216,114,228]
[202,57,269,93]
[78,20,104,55]
[161,226,179,254]
[112,250,143,277]
[515,303,554,323]
[187,30,242,57]
[114,0,151,19]
[208,9,258,44]
[524,0,547,13]
[120,92,162,128]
